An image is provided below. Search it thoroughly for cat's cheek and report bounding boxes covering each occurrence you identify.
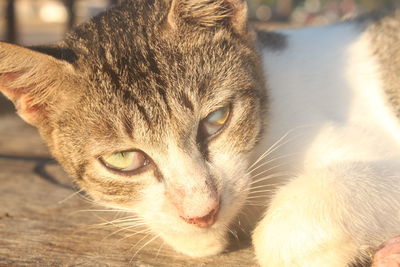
[76,162,159,209]
[210,153,252,223]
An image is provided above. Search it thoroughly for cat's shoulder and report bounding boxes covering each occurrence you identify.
[257,9,400,120]
[360,9,400,118]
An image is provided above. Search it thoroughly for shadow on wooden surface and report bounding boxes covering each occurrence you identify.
[0,95,13,116]
[0,114,257,266]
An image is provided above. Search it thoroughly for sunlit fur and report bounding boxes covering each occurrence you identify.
[2,0,400,265]
[0,0,266,258]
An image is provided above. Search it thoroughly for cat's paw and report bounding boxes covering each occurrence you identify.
[253,214,357,267]
[252,169,359,267]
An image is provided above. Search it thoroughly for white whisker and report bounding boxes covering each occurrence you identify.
[131,234,160,261]
[102,217,144,225]
[249,172,291,185]
[248,189,276,195]
[71,209,130,213]
[248,163,291,183]
[244,202,267,207]
[245,183,277,192]
[118,228,152,243]
[57,189,85,204]
[155,240,166,259]
[247,153,296,175]
[102,222,149,240]
[223,224,239,241]
[247,128,298,171]
[246,195,274,200]
[75,191,98,204]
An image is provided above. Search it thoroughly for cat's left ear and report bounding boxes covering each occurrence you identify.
[0,42,78,127]
[167,0,248,35]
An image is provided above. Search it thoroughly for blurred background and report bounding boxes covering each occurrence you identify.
[1,0,400,45]
[0,0,398,113]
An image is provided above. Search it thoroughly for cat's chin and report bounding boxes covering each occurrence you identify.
[160,227,228,258]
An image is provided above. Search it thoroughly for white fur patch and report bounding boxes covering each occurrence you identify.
[253,22,400,266]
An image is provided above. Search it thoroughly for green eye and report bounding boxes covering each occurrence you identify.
[100,151,148,173]
[202,106,230,136]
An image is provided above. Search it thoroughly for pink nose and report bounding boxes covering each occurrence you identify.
[181,204,220,228]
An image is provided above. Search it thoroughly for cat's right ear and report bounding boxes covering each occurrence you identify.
[167,0,249,35]
[0,42,78,127]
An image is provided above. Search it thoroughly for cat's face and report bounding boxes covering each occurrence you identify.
[0,0,266,257]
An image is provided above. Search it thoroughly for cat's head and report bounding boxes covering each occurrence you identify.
[0,0,266,257]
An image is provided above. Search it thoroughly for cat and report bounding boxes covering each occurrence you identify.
[1,0,400,266]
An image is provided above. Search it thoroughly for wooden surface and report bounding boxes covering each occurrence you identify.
[0,97,257,266]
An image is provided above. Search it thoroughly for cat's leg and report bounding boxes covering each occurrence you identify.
[253,160,400,267]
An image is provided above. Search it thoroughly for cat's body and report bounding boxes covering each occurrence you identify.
[1,1,400,266]
[253,12,400,266]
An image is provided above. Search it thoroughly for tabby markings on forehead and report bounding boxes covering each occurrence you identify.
[178,92,195,112]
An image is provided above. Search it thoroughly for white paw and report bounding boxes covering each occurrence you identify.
[252,171,359,267]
